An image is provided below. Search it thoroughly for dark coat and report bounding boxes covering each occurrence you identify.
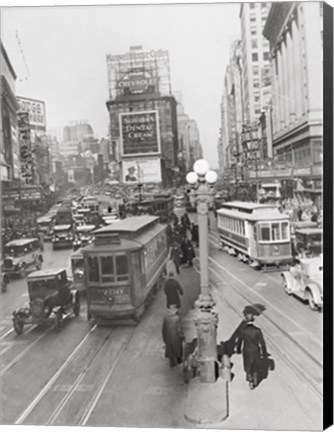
[162,312,184,359]
[164,278,183,308]
[170,245,182,266]
[184,240,195,261]
[235,322,267,376]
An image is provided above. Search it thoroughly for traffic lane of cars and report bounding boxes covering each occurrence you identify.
[207,242,323,357]
[0,242,73,338]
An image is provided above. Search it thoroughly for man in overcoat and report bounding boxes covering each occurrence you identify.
[164,271,183,309]
[184,238,195,267]
[235,308,267,389]
[170,243,182,274]
[162,305,184,367]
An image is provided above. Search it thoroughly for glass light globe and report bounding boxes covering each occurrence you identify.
[205,170,218,184]
[186,172,198,185]
[193,159,210,176]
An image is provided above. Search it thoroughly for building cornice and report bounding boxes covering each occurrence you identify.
[1,41,17,80]
[263,2,295,47]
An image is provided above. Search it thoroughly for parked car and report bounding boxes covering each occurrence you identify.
[294,228,322,257]
[12,268,80,334]
[281,257,323,311]
[3,238,43,278]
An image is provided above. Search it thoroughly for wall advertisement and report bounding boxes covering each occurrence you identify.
[17,112,33,185]
[122,158,161,184]
[120,110,160,156]
[17,96,46,129]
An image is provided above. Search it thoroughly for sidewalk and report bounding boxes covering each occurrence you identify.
[174,264,322,430]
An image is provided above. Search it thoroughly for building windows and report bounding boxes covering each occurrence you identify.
[251,30,257,36]
[250,17,256,22]
[261,2,267,8]
[250,2,255,9]
[253,66,259,75]
[252,53,258,62]
[251,39,258,49]
[263,52,270,61]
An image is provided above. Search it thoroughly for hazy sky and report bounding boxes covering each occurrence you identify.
[1,2,241,168]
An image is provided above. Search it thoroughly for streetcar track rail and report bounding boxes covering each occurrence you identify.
[15,324,97,425]
[210,277,323,401]
[193,262,323,401]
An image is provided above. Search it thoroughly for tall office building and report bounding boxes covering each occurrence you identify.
[240,2,271,123]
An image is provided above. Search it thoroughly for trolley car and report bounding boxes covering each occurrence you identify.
[217,201,292,269]
[83,215,168,324]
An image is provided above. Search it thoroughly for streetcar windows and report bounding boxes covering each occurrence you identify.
[260,224,271,241]
[88,256,99,282]
[282,222,289,240]
[259,221,290,242]
[271,223,280,241]
[101,256,115,282]
[116,255,129,281]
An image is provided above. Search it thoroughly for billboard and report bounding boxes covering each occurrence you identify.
[120,110,160,156]
[106,47,171,99]
[17,112,33,185]
[17,96,46,129]
[122,158,161,184]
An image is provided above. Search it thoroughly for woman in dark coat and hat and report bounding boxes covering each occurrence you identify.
[162,305,184,367]
[164,271,184,309]
[235,306,267,389]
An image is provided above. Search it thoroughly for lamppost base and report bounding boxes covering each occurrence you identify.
[184,376,229,425]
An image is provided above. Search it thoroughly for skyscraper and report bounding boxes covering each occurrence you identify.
[240,2,271,123]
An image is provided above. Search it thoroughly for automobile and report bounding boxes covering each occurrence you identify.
[12,268,80,334]
[102,215,120,225]
[294,227,322,257]
[72,224,96,249]
[281,257,323,311]
[52,224,74,250]
[36,216,54,241]
[2,238,44,279]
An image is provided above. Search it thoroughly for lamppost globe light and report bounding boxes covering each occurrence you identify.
[205,170,218,184]
[193,159,210,176]
[186,171,198,185]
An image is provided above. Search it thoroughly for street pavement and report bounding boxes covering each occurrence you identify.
[0,208,323,429]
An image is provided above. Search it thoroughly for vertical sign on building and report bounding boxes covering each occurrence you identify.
[17,112,33,185]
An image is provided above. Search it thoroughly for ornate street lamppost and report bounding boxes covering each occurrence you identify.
[186,159,218,383]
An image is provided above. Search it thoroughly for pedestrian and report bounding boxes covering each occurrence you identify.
[162,305,184,367]
[170,243,182,274]
[191,223,199,247]
[234,307,267,390]
[164,271,183,309]
[184,238,195,267]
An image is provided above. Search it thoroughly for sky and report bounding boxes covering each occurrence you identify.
[1,1,241,168]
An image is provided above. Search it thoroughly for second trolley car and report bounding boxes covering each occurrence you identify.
[217,201,292,269]
[83,215,168,324]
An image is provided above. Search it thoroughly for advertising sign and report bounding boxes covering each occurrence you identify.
[122,158,161,184]
[2,186,42,201]
[17,96,46,129]
[120,111,160,156]
[17,112,33,185]
[117,69,157,95]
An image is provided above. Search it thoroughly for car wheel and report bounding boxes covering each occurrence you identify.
[307,290,317,311]
[55,311,63,331]
[13,317,24,335]
[73,296,81,316]
[20,264,27,279]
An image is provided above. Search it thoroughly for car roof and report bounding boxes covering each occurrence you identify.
[27,268,67,279]
[5,238,38,246]
[53,224,72,230]
[76,225,95,231]
[296,228,322,235]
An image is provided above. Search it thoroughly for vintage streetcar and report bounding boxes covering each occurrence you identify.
[3,238,44,278]
[70,248,85,293]
[83,215,168,324]
[281,256,323,311]
[12,268,80,334]
[217,201,292,270]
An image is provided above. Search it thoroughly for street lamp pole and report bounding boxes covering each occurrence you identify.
[186,159,218,383]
